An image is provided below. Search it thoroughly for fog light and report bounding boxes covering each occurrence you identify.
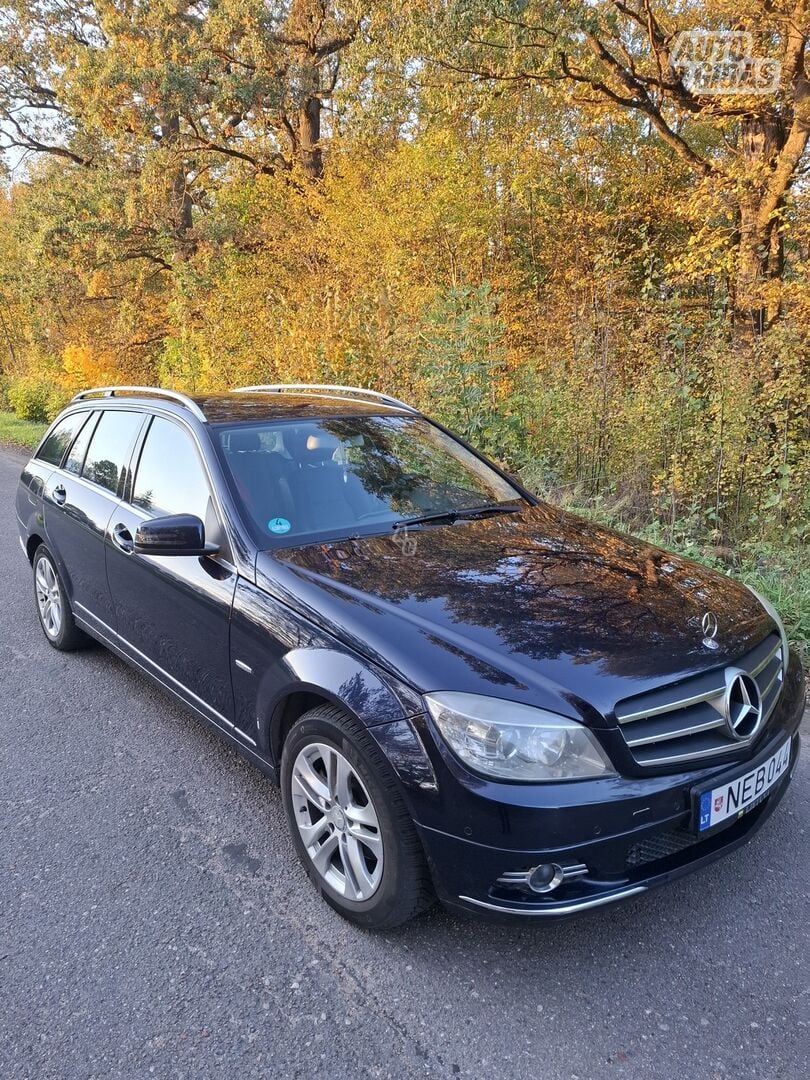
[528,863,565,894]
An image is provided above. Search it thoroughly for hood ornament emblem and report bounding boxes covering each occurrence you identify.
[701,611,719,650]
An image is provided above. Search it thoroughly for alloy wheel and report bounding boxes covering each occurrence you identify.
[35,556,63,639]
[290,742,384,901]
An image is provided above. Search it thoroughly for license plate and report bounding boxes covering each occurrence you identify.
[696,738,792,834]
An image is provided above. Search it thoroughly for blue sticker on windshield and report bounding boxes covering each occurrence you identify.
[268,517,291,534]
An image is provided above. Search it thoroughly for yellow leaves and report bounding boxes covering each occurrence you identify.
[60,343,121,394]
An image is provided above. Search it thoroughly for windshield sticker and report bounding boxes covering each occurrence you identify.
[268,517,292,534]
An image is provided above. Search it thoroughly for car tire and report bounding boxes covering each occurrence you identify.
[32,544,89,651]
[281,705,435,929]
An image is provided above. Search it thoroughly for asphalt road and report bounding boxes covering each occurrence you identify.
[1,446,808,1080]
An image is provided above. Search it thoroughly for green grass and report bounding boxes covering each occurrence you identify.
[0,410,46,451]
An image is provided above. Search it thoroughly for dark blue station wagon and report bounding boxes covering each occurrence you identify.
[17,385,804,927]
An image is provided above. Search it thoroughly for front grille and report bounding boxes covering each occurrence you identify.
[626,825,697,868]
[615,634,783,769]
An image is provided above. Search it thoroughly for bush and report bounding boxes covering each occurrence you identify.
[7,377,51,422]
[45,387,72,421]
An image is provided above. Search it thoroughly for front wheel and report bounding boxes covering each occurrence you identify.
[281,705,434,929]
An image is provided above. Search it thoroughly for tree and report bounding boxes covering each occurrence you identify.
[420,1,810,338]
[0,2,365,246]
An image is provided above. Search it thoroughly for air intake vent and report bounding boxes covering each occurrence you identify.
[626,826,697,868]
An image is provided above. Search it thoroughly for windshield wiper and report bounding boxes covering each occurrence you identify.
[392,502,523,530]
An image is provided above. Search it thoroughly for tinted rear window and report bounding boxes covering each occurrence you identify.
[81,410,144,494]
[36,412,88,467]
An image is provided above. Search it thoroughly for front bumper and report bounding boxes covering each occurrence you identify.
[407,653,805,919]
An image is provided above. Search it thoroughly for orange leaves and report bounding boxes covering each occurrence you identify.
[59,343,122,394]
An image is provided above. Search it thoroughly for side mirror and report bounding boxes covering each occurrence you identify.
[133,514,219,557]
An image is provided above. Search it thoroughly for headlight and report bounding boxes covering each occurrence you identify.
[424,692,615,782]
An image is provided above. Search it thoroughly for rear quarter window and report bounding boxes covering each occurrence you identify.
[36,412,88,467]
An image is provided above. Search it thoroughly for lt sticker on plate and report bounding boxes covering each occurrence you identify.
[268,517,291,535]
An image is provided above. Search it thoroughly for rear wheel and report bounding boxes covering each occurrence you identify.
[281,705,434,929]
[32,545,88,651]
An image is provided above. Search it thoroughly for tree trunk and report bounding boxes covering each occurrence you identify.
[160,113,194,248]
[286,0,326,181]
[298,93,323,180]
[734,115,787,340]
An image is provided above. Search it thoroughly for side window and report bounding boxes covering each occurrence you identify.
[133,417,211,521]
[82,410,143,494]
[36,412,87,467]
[64,412,99,476]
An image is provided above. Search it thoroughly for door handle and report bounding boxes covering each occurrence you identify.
[52,485,66,506]
[112,523,134,553]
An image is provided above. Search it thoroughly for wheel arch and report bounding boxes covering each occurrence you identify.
[26,533,44,563]
[259,646,424,769]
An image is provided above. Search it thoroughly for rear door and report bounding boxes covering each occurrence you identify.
[105,414,238,728]
[43,408,145,630]
[18,409,91,552]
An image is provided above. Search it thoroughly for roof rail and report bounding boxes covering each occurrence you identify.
[71,386,207,423]
[232,384,419,414]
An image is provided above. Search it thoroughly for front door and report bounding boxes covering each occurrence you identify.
[105,415,238,727]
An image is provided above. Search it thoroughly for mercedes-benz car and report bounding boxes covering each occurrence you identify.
[16,384,804,928]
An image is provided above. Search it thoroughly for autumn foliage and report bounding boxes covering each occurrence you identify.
[0,2,808,548]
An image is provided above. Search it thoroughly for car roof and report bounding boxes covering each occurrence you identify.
[192,392,415,424]
[67,387,419,425]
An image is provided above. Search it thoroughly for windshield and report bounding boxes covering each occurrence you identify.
[213,414,523,546]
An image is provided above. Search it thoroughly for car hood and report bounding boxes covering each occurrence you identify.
[256,503,773,722]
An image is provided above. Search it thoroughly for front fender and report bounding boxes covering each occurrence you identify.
[259,646,422,749]
[262,650,438,793]
[229,578,434,788]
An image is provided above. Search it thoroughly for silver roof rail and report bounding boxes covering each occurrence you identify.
[71,386,207,423]
[232,383,419,413]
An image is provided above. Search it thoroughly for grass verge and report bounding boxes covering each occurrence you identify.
[0,411,46,451]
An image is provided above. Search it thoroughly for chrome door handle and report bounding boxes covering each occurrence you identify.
[52,485,66,506]
[112,523,134,553]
